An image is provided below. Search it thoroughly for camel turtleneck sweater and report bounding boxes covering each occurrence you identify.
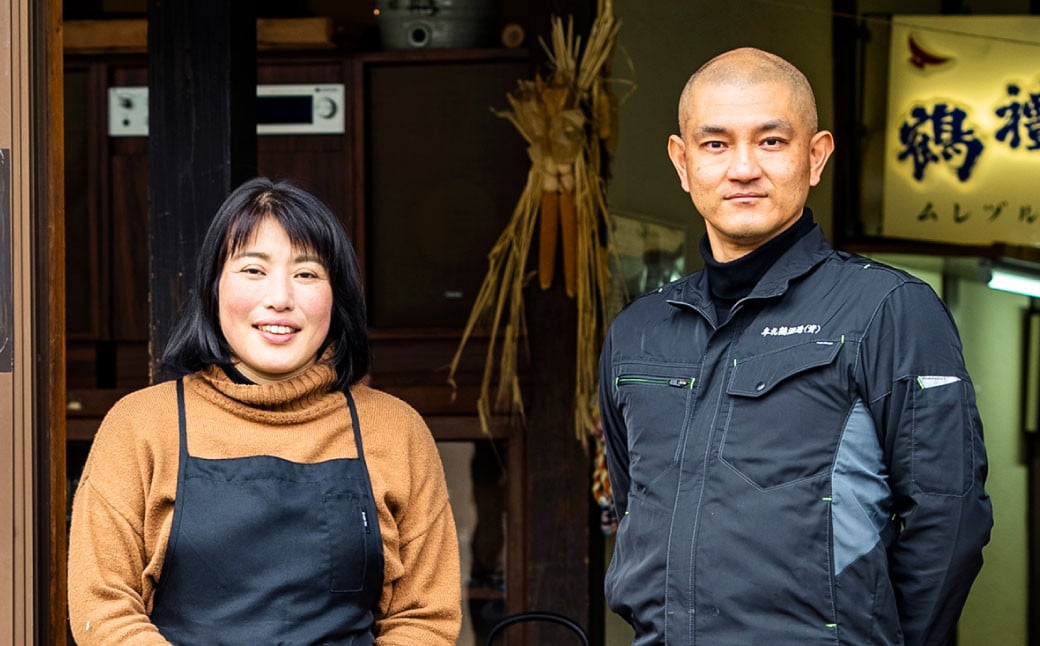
[68,361,461,645]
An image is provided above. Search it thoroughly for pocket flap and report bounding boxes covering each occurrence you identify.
[728,339,842,398]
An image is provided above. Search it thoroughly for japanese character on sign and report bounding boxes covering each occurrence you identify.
[897,102,984,182]
[912,201,1039,225]
[995,83,1040,151]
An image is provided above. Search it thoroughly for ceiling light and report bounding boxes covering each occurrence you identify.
[987,266,1040,299]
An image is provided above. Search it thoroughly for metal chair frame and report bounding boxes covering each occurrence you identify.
[484,611,590,645]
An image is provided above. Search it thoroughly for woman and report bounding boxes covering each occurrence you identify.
[68,177,462,645]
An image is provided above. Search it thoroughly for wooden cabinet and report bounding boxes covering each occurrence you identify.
[64,58,150,397]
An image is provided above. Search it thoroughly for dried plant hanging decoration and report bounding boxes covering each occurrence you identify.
[447,1,621,444]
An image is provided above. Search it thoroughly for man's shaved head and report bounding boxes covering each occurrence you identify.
[677,47,819,137]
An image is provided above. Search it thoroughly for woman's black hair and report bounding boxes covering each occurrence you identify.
[159,177,369,390]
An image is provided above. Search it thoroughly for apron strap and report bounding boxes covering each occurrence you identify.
[345,388,365,457]
[344,388,379,534]
[176,377,188,461]
[163,378,192,583]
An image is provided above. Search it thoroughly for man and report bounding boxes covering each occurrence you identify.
[598,47,992,645]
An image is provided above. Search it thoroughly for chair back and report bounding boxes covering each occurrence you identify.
[485,611,590,645]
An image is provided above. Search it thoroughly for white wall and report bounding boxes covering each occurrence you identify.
[949,280,1030,645]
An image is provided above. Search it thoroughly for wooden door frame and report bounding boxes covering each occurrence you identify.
[1031,429,1039,645]
[1,0,65,643]
[37,0,67,643]
[1026,303,1040,645]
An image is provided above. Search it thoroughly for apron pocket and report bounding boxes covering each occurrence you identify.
[323,492,370,593]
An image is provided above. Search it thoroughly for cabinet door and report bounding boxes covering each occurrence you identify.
[63,63,106,342]
[65,59,149,388]
[107,65,151,344]
[360,53,531,330]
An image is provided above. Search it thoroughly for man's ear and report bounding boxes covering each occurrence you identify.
[667,134,691,193]
[808,130,835,187]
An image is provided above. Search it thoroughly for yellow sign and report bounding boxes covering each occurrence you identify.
[883,16,1040,246]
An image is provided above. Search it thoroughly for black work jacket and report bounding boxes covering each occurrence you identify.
[598,224,992,645]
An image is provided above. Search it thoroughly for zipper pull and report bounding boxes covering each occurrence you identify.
[361,509,370,532]
[668,377,693,388]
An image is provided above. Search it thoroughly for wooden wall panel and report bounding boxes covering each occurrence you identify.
[38,0,67,639]
[0,1,32,639]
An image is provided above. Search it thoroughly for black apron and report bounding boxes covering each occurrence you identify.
[151,379,384,645]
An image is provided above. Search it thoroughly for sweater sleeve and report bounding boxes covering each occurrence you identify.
[374,405,462,645]
[67,395,174,646]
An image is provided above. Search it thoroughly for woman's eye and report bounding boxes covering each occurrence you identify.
[296,267,326,280]
[242,267,264,275]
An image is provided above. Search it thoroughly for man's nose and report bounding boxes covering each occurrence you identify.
[727,144,762,181]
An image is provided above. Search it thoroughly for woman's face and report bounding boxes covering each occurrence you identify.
[218,217,333,384]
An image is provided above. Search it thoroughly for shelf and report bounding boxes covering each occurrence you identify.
[64,18,337,55]
[353,46,530,65]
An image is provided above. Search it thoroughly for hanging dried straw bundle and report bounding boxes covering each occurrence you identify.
[448,1,620,443]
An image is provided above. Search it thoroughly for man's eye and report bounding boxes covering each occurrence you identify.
[763,137,784,147]
[704,141,725,150]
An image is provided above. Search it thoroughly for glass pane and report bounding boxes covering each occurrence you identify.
[437,439,508,645]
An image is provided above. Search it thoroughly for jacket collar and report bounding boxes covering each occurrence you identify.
[665,223,834,312]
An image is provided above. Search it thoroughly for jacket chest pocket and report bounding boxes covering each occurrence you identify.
[615,365,697,495]
[720,339,849,490]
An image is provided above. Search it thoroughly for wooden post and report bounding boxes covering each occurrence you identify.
[147,0,257,373]
[830,0,860,246]
[522,280,593,641]
[1030,431,1040,646]
[34,0,67,643]
[517,2,601,641]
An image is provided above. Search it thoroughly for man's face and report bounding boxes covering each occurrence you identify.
[667,79,833,262]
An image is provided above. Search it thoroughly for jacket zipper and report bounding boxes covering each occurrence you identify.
[615,376,696,389]
[615,375,698,467]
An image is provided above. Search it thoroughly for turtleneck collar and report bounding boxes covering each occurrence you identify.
[221,363,255,385]
[701,209,815,303]
[190,360,342,424]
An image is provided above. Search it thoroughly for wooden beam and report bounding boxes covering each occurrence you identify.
[513,3,601,641]
[1028,425,1040,646]
[64,17,335,54]
[831,0,860,246]
[146,0,257,375]
[522,280,592,640]
[35,0,67,642]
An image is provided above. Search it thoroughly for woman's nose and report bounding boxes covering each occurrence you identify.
[264,276,294,310]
